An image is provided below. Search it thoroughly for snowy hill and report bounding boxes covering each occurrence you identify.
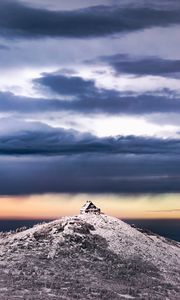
[0,214,179,299]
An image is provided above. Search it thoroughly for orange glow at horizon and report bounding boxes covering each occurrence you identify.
[0,194,180,220]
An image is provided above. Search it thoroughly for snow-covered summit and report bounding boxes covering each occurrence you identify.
[0,213,179,299]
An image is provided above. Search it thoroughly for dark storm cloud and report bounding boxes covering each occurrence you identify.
[0,0,180,39]
[2,122,180,156]
[1,80,180,115]
[36,73,95,97]
[99,54,180,78]
[34,73,180,115]
[1,1,180,198]
[1,154,180,195]
[1,119,180,195]
[1,120,180,195]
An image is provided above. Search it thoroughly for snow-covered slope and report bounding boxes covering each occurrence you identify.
[0,214,179,299]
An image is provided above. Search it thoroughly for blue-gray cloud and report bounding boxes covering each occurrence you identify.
[0,76,180,116]
[1,0,180,39]
[35,73,96,97]
[1,120,180,156]
[99,54,180,78]
[1,0,180,197]
[1,153,180,195]
[34,73,180,115]
[0,120,180,195]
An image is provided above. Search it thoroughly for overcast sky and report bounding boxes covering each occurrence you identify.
[0,0,180,218]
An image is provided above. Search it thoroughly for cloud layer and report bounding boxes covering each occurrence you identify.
[100,54,180,78]
[0,119,179,195]
[1,0,180,198]
[0,0,180,39]
[1,119,180,156]
[1,153,180,195]
[0,72,179,116]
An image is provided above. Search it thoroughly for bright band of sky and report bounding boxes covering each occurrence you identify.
[0,194,179,220]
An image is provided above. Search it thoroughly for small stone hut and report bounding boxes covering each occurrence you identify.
[80,201,101,215]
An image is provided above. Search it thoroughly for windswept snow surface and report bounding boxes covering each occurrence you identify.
[0,214,179,299]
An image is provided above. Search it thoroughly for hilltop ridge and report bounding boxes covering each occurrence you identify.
[0,214,179,299]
